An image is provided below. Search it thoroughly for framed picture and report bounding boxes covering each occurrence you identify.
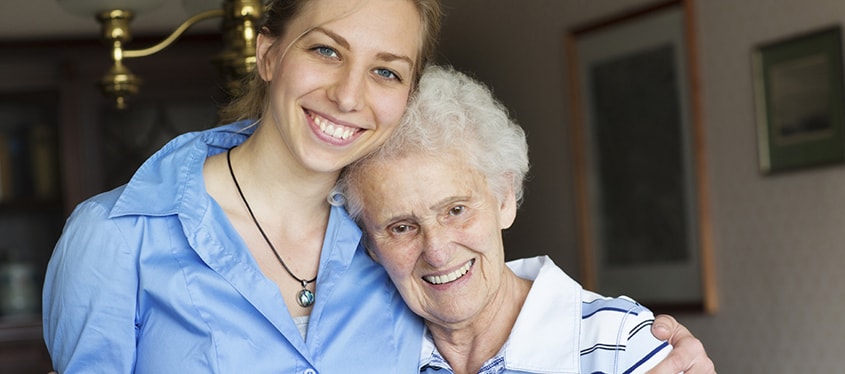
[565,0,716,313]
[753,26,845,174]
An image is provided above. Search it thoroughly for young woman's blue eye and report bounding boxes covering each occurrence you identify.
[314,46,338,58]
[374,68,400,81]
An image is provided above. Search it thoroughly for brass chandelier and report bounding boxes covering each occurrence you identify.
[57,0,264,109]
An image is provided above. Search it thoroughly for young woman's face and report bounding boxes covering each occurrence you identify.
[257,0,422,174]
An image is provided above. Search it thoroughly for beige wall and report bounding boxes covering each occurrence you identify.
[438,0,845,372]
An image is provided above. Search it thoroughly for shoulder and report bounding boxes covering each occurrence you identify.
[581,292,651,318]
[65,185,126,228]
[54,186,142,266]
[580,292,656,342]
[579,293,671,374]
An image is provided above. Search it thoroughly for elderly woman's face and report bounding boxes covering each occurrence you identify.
[355,153,517,329]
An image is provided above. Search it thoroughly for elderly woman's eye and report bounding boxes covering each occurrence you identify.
[390,224,414,234]
[449,205,466,216]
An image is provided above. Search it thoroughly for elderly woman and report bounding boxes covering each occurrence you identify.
[333,65,707,374]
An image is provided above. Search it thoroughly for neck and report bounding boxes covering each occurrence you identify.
[236,126,340,214]
[205,128,336,259]
[427,270,532,374]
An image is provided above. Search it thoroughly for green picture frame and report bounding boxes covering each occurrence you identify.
[753,26,845,174]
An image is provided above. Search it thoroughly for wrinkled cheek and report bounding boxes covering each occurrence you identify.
[380,258,415,287]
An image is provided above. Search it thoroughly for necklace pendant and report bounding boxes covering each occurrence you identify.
[297,288,315,308]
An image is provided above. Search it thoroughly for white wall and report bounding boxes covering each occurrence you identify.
[438,0,845,372]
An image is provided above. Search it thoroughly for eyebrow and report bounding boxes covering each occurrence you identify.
[376,213,416,229]
[430,195,472,212]
[309,26,415,69]
[373,194,474,229]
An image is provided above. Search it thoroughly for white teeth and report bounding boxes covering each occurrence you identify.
[424,260,474,285]
[312,113,356,141]
[332,126,344,138]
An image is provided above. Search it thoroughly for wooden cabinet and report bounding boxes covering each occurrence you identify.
[0,319,53,373]
[0,34,226,371]
[0,85,64,374]
[0,90,63,313]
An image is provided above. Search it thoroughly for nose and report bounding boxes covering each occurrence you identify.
[327,67,366,112]
[420,224,454,268]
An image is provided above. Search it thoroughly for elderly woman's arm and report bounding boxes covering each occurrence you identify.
[646,315,716,374]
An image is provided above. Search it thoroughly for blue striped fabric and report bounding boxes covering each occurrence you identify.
[579,293,672,374]
[418,256,671,374]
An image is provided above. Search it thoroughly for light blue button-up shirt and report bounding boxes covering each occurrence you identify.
[43,122,424,373]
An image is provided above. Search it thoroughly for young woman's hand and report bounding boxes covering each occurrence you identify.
[647,314,716,374]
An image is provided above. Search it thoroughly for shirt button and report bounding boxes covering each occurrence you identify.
[303,369,316,374]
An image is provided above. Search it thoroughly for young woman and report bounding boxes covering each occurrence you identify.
[43,1,441,372]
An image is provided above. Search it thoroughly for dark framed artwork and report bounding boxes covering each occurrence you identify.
[565,0,716,313]
[753,26,845,174]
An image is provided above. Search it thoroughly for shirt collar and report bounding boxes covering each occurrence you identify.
[504,256,581,373]
[109,121,255,219]
[418,256,582,374]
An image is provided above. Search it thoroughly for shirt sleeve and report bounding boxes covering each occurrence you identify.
[614,297,673,374]
[580,293,672,374]
[42,200,139,373]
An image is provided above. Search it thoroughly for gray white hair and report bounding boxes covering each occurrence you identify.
[331,64,529,222]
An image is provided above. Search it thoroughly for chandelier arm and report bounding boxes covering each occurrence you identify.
[123,9,225,59]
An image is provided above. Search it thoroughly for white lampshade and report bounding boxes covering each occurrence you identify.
[56,0,167,17]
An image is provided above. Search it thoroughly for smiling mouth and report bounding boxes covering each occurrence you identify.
[423,259,475,285]
[310,112,358,140]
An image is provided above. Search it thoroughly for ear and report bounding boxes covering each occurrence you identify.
[363,235,382,264]
[256,31,277,82]
[367,248,381,263]
[499,182,518,230]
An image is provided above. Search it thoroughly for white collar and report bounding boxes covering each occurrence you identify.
[418,256,582,373]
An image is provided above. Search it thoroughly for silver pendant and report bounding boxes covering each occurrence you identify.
[297,288,315,308]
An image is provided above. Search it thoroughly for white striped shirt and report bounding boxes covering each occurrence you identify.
[419,255,672,374]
